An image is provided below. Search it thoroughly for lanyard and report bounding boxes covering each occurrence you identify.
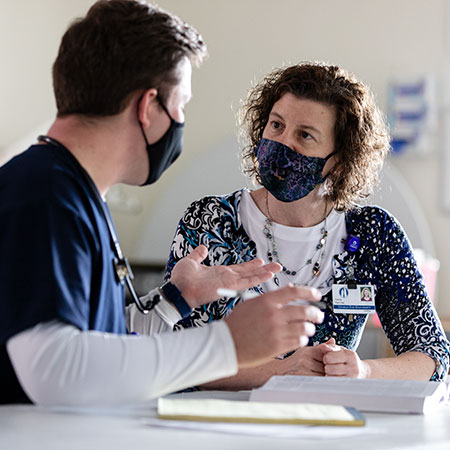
[37,135,158,314]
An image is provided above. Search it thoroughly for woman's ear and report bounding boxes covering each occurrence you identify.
[328,153,342,176]
[137,88,158,128]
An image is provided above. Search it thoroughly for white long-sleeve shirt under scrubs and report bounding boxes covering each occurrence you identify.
[6,293,237,406]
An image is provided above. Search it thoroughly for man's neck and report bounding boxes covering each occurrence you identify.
[44,114,137,196]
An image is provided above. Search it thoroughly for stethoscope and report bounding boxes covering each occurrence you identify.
[37,135,159,314]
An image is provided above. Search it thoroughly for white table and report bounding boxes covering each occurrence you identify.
[1,391,449,450]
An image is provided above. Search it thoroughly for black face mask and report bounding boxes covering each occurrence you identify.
[139,96,184,186]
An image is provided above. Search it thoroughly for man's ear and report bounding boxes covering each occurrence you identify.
[137,88,158,128]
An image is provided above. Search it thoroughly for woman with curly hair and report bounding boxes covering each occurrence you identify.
[164,62,450,389]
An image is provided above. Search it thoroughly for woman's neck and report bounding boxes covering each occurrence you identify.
[250,187,332,227]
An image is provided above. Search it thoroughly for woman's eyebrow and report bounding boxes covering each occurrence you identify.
[299,124,322,137]
[268,111,284,121]
[269,111,322,136]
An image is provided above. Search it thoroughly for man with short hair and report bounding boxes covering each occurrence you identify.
[0,0,323,405]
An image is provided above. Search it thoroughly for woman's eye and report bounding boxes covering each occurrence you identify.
[300,131,312,140]
[271,120,282,130]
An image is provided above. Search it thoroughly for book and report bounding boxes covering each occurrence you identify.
[157,398,366,427]
[250,376,449,415]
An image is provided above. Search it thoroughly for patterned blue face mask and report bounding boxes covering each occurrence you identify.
[254,138,336,202]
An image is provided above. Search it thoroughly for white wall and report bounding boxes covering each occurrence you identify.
[2,0,450,316]
[0,0,94,152]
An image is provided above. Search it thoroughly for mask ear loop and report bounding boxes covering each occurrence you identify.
[137,91,172,143]
[324,150,337,161]
[321,150,338,181]
[156,95,172,119]
[138,93,180,144]
[156,95,184,126]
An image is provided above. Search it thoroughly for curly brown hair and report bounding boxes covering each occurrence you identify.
[239,62,390,211]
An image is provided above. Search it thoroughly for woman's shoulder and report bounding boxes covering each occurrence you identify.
[180,189,244,223]
[345,204,409,248]
[185,189,243,209]
[345,204,401,229]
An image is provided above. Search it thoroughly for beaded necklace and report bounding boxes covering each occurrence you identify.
[263,191,329,287]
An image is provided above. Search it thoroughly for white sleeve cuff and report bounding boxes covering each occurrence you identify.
[126,288,182,335]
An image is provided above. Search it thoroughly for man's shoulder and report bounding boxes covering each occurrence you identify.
[2,143,67,171]
[0,144,89,212]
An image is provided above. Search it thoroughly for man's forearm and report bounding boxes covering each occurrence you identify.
[7,320,237,406]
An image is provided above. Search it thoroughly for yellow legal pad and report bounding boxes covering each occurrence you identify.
[157,398,365,427]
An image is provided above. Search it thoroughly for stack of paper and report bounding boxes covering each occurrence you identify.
[250,376,449,414]
[157,398,365,427]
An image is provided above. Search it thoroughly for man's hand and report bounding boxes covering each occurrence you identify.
[170,245,281,308]
[224,285,324,369]
[321,338,370,378]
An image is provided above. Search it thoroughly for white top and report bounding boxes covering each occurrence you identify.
[239,189,347,296]
[6,294,238,406]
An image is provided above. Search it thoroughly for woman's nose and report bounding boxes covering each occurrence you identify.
[278,132,298,152]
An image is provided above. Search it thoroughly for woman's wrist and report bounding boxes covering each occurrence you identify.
[159,281,192,318]
[359,359,373,378]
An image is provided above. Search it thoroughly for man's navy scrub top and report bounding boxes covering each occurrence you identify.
[0,144,126,403]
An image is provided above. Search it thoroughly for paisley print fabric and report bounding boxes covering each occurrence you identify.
[165,189,450,381]
[254,138,334,202]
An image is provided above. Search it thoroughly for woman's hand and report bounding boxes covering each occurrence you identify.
[279,346,326,376]
[170,245,281,308]
[321,338,370,378]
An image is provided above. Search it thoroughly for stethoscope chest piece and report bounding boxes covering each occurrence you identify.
[114,257,134,284]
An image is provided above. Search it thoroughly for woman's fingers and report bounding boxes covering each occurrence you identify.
[324,364,348,377]
[184,245,208,264]
[223,259,282,283]
[229,258,281,274]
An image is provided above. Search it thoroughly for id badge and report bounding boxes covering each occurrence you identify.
[332,284,375,314]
